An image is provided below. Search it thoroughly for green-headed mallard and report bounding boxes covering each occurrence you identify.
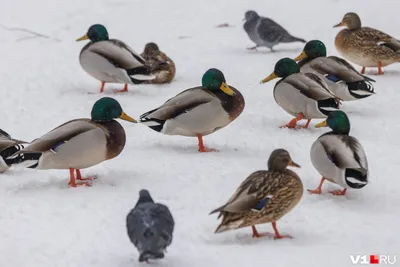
[293,40,375,101]
[308,110,369,196]
[210,149,302,239]
[334,12,400,75]
[76,24,155,93]
[2,97,136,187]
[260,58,341,129]
[139,68,245,152]
[141,42,176,84]
[0,129,27,173]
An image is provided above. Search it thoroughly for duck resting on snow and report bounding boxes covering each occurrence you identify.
[293,40,375,102]
[77,24,155,93]
[260,58,341,129]
[139,68,245,152]
[210,149,303,239]
[334,12,400,75]
[308,110,369,196]
[1,97,137,187]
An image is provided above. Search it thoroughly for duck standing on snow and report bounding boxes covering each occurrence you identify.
[0,129,27,173]
[308,111,368,196]
[1,97,137,187]
[139,68,245,152]
[334,12,400,75]
[243,10,306,52]
[126,189,174,263]
[76,24,155,93]
[260,58,341,129]
[210,149,303,239]
[293,40,375,101]
[141,42,176,84]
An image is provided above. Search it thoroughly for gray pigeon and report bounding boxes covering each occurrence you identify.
[243,10,306,52]
[126,189,175,263]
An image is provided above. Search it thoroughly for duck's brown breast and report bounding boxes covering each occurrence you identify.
[99,120,126,159]
[218,86,245,120]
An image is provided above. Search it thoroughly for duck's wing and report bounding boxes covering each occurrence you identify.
[140,87,215,122]
[87,39,146,69]
[288,73,340,101]
[15,119,99,153]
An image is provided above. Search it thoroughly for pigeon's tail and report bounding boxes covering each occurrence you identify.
[137,228,169,262]
[139,251,165,262]
[282,35,306,44]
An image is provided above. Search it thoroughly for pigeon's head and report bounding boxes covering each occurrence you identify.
[138,189,155,203]
[243,10,259,21]
[260,58,300,83]
[76,24,109,43]
[293,40,327,62]
[202,68,236,96]
[315,110,350,135]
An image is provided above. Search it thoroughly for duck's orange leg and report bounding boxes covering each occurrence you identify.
[361,67,366,74]
[329,188,347,196]
[308,177,326,195]
[377,61,384,75]
[280,114,305,129]
[100,81,105,93]
[68,168,92,187]
[113,84,129,93]
[251,225,274,238]
[76,169,97,181]
[272,222,292,239]
[197,135,218,152]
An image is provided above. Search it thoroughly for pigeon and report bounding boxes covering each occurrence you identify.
[243,10,306,52]
[126,189,175,263]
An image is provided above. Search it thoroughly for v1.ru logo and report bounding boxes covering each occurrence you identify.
[350,255,397,265]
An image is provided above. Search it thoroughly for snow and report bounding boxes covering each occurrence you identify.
[1,0,400,266]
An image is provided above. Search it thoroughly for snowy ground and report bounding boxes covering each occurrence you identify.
[1,0,400,266]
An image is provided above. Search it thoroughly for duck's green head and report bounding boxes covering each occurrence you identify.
[315,110,350,134]
[260,58,300,83]
[294,40,327,62]
[76,24,109,43]
[202,68,236,96]
[91,97,137,123]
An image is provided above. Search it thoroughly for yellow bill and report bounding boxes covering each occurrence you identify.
[260,72,278,84]
[288,160,301,168]
[220,82,236,96]
[333,22,345,28]
[293,51,308,62]
[76,34,89,42]
[315,120,328,128]
[119,112,138,123]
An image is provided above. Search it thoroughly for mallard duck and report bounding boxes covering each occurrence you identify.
[260,58,341,129]
[139,68,245,152]
[140,42,176,84]
[210,149,303,239]
[76,24,155,93]
[308,111,368,196]
[293,40,375,101]
[2,97,137,187]
[334,12,400,75]
[0,129,27,173]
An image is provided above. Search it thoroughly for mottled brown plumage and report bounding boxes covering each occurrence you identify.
[334,12,400,74]
[141,43,176,84]
[210,149,303,239]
